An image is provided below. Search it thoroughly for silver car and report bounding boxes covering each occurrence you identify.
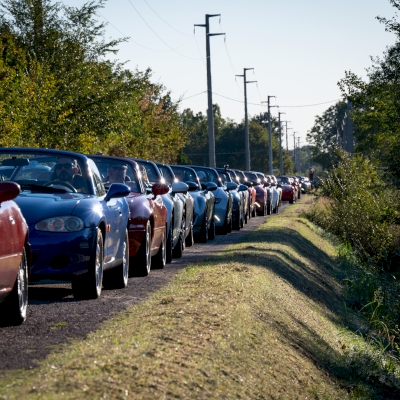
[190,166,233,235]
[170,165,216,243]
[156,163,195,247]
[133,159,187,262]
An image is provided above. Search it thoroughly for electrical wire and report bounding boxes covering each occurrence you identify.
[141,0,193,37]
[126,0,202,60]
[180,91,207,101]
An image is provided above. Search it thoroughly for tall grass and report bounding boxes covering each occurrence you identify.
[305,149,400,351]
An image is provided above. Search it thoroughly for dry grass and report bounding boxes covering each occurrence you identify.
[0,197,398,399]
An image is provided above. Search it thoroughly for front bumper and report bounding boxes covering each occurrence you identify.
[29,226,97,281]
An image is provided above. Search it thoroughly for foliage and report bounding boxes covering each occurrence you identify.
[312,148,400,266]
[337,0,400,182]
[306,101,347,170]
[181,107,294,173]
[0,0,185,162]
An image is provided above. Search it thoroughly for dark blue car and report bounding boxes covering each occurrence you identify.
[0,148,130,299]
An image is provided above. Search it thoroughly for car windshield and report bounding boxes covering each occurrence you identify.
[218,171,231,184]
[170,166,200,186]
[136,162,161,186]
[277,176,290,184]
[0,151,90,194]
[245,172,259,183]
[192,167,221,186]
[234,170,246,183]
[89,157,141,193]
[158,165,175,185]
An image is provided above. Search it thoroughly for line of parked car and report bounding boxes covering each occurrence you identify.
[0,147,308,325]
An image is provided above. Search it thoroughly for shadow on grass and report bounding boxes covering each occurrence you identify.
[207,224,400,398]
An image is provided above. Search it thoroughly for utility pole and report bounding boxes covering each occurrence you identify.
[282,120,290,174]
[236,69,256,171]
[194,15,225,168]
[286,125,293,153]
[278,112,285,176]
[297,137,301,171]
[293,132,297,170]
[261,97,276,174]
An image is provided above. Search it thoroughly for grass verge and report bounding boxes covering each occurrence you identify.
[1,197,400,399]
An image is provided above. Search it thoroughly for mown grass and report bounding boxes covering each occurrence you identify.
[1,197,400,399]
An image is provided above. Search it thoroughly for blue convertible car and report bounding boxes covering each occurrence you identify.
[0,148,130,299]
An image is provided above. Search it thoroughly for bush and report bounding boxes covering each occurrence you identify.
[313,149,400,269]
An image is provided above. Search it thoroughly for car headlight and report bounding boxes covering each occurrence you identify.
[214,198,222,204]
[35,216,85,232]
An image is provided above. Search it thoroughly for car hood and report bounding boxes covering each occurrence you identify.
[15,192,87,224]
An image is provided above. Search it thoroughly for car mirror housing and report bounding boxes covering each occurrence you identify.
[277,184,282,188]
[238,184,248,192]
[185,181,199,192]
[152,183,169,196]
[226,182,238,191]
[0,181,20,203]
[105,183,130,202]
[171,181,189,194]
[206,182,218,191]
[244,180,253,187]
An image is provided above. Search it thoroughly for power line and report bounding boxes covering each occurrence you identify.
[180,91,207,101]
[141,0,192,37]
[126,0,202,60]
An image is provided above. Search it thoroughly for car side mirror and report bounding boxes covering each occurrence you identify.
[263,182,271,188]
[238,184,248,192]
[226,182,238,191]
[206,182,218,191]
[0,181,20,203]
[277,184,282,188]
[244,180,253,187]
[152,183,169,196]
[185,181,199,191]
[171,181,189,194]
[105,183,130,202]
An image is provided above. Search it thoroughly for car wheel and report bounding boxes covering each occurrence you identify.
[166,221,173,263]
[198,211,209,243]
[208,213,216,240]
[240,209,244,228]
[0,248,28,325]
[185,220,194,247]
[244,206,248,224]
[289,195,294,204]
[172,217,184,258]
[104,229,129,289]
[133,221,152,276]
[219,211,228,235]
[233,209,240,230]
[298,190,301,199]
[73,227,104,299]
[251,205,256,218]
[227,211,233,233]
[267,201,272,215]
[152,227,166,269]
[258,202,266,216]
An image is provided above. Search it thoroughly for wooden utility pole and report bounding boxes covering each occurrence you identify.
[236,69,256,171]
[194,15,225,167]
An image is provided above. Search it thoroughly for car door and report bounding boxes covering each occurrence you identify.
[0,200,23,293]
[88,160,122,265]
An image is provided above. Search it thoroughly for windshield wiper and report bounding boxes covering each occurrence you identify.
[20,183,68,193]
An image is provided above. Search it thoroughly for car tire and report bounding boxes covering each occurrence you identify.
[103,229,129,289]
[267,201,272,215]
[185,220,194,247]
[227,211,233,233]
[233,209,240,230]
[72,227,104,299]
[258,202,266,216]
[208,213,216,240]
[251,205,256,218]
[166,221,173,264]
[172,218,184,258]
[244,206,248,224]
[0,248,29,325]
[198,211,209,243]
[289,195,294,204]
[240,209,244,228]
[152,227,166,269]
[132,221,152,276]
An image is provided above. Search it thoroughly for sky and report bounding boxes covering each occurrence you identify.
[62,0,397,150]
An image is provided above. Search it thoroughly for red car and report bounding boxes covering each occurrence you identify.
[88,156,169,276]
[276,176,296,203]
[233,169,257,218]
[244,171,269,216]
[0,182,30,325]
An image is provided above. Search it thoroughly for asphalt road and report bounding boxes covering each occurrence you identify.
[0,203,288,371]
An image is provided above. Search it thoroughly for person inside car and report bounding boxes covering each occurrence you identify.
[105,163,131,184]
[51,156,86,192]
